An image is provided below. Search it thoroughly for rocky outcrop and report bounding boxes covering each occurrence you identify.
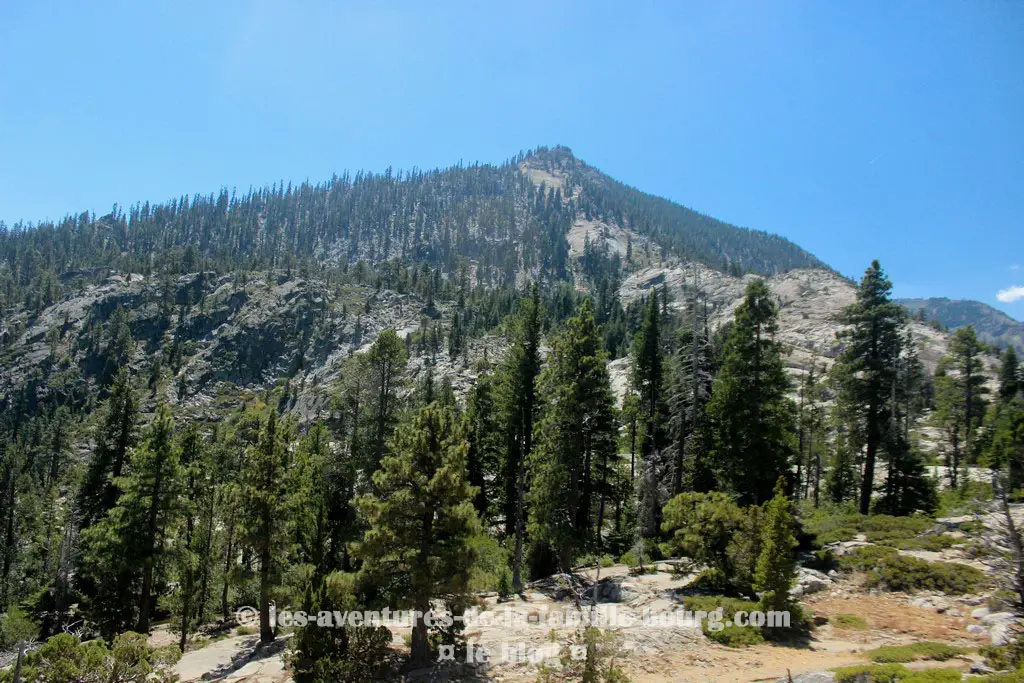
[0,270,491,425]
[619,263,997,379]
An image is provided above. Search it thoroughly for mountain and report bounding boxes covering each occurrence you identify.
[0,146,824,314]
[0,146,985,423]
[899,297,1024,351]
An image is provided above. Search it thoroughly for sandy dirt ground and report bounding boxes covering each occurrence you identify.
[168,559,993,682]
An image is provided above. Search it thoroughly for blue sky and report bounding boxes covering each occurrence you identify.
[2,1,1022,316]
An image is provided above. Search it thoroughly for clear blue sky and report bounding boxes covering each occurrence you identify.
[2,1,1022,316]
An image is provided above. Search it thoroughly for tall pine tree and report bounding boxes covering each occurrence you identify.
[706,279,795,505]
[832,260,906,514]
[354,403,480,666]
[529,300,617,570]
[499,285,541,593]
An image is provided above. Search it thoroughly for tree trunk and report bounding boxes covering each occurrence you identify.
[512,445,525,594]
[411,601,430,667]
[596,447,607,543]
[137,455,167,634]
[859,395,880,515]
[12,641,25,683]
[221,510,236,623]
[259,543,273,643]
[198,497,215,623]
[860,441,876,515]
[813,430,821,507]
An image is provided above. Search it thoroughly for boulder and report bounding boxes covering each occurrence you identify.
[595,577,643,604]
[775,673,835,683]
[981,611,1017,646]
[911,596,952,612]
[970,660,996,674]
[790,568,832,598]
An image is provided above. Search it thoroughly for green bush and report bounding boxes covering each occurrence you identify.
[469,534,511,593]
[575,553,616,569]
[661,492,760,595]
[288,571,393,683]
[976,674,1024,683]
[0,605,38,650]
[838,544,899,571]
[879,535,959,552]
[705,622,765,647]
[831,613,869,630]
[981,638,1024,671]
[833,663,909,683]
[859,515,933,537]
[901,670,967,683]
[832,663,962,683]
[866,555,984,594]
[801,508,863,545]
[679,595,772,646]
[959,519,986,535]
[802,509,945,548]
[865,641,967,663]
[937,480,993,516]
[4,632,180,683]
[839,546,984,594]
[534,626,631,682]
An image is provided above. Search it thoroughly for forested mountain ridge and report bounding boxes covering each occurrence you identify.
[899,297,1024,352]
[0,146,824,316]
[0,145,832,423]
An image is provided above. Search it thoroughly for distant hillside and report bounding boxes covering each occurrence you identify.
[0,147,826,319]
[899,297,1024,351]
[528,146,827,275]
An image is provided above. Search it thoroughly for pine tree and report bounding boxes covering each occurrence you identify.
[796,363,826,504]
[77,369,139,530]
[753,479,797,613]
[832,260,906,514]
[706,279,795,505]
[134,406,182,634]
[79,405,183,638]
[986,395,1024,490]
[448,310,463,360]
[499,285,541,593]
[0,440,27,607]
[240,411,294,643]
[934,327,989,487]
[665,281,715,495]
[366,330,408,472]
[466,362,501,521]
[876,334,937,515]
[102,309,135,388]
[999,346,1020,403]
[824,389,861,505]
[354,403,480,666]
[529,300,617,570]
[934,357,966,488]
[631,295,666,462]
[948,326,988,464]
[173,423,215,651]
[293,423,331,583]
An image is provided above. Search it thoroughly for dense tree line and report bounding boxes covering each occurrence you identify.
[0,147,823,318]
[1,253,1012,680]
